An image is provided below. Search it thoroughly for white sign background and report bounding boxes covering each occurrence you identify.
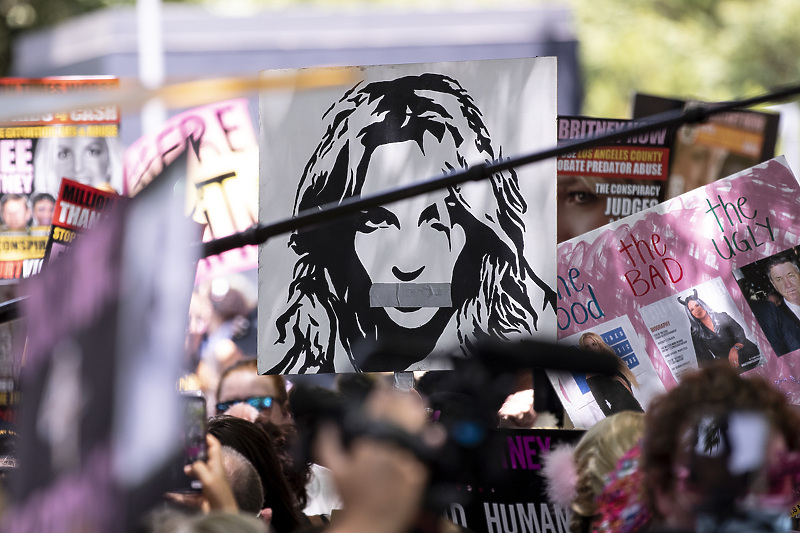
[259,58,557,374]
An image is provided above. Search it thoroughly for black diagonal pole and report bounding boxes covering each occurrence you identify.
[201,82,800,259]
[2,83,800,324]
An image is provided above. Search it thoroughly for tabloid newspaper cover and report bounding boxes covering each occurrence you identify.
[557,116,672,243]
[632,93,779,199]
[43,178,125,266]
[5,154,197,533]
[553,156,800,428]
[0,77,121,282]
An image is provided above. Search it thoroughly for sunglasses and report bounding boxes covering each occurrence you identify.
[216,395,274,414]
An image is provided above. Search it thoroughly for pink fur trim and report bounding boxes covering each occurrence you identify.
[541,443,578,509]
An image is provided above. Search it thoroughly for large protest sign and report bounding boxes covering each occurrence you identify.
[442,428,582,533]
[632,94,779,199]
[553,156,800,428]
[4,154,198,533]
[258,58,557,374]
[556,116,671,243]
[124,99,259,282]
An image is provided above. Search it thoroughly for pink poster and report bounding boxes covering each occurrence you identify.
[554,156,800,427]
[123,99,258,282]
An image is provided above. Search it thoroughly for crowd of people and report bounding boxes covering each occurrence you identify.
[135,280,800,533]
[0,264,795,533]
[544,362,800,533]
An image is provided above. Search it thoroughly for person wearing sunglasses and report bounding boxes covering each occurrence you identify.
[215,358,343,519]
[216,359,292,427]
[216,395,275,415]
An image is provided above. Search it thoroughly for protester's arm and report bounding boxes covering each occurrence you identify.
[498,389,537,428]
[185,433,239,514]
[724,313,748,368]
[315,387,430,533]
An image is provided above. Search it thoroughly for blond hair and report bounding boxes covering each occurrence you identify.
[579,331,639,389]
[570,411,645,533]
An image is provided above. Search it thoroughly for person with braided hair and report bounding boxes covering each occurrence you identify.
[641,362,800,532]
[541,411,646,533]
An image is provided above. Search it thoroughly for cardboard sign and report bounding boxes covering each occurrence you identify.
[258,59,558,374]
[554,157,800,427]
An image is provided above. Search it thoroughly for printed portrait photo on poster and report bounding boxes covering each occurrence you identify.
[632,94,779,200]
[259,59,557,374]
[639,278,763,379]
[556,116,671,244]
[734,246,800,358]
[33,135,124,197]
[554,315,665,428]
[676,287,760,373]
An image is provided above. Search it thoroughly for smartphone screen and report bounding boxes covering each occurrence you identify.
[183,392,208,465]
[171,391,207,493]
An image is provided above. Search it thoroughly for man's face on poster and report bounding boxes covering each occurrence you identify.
[769,261,800,306]
[2,199,29,231]
[353,134,469,329]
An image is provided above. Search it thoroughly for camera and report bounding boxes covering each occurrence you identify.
[291,337,619,513]
[686,410,796,533]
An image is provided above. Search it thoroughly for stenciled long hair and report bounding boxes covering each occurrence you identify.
[578,331,639,389]
[268,73,555,373]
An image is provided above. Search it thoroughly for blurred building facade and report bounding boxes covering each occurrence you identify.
[10,3,582,146]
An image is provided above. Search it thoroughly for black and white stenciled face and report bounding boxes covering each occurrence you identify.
[354,135,468,329]
[266,69,549,374]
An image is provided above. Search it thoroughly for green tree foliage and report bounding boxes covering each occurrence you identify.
[0,0,114,75]
[568,0,800,117]
[2,0,799,120]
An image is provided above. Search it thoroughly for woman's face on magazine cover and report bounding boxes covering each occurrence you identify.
[353,136,468,329]
[583,336,602,352]
[688,300,707,320]
[557,176,608,243]
[56,137,110,186]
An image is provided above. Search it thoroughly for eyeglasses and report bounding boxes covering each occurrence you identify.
[216,395,274,414]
